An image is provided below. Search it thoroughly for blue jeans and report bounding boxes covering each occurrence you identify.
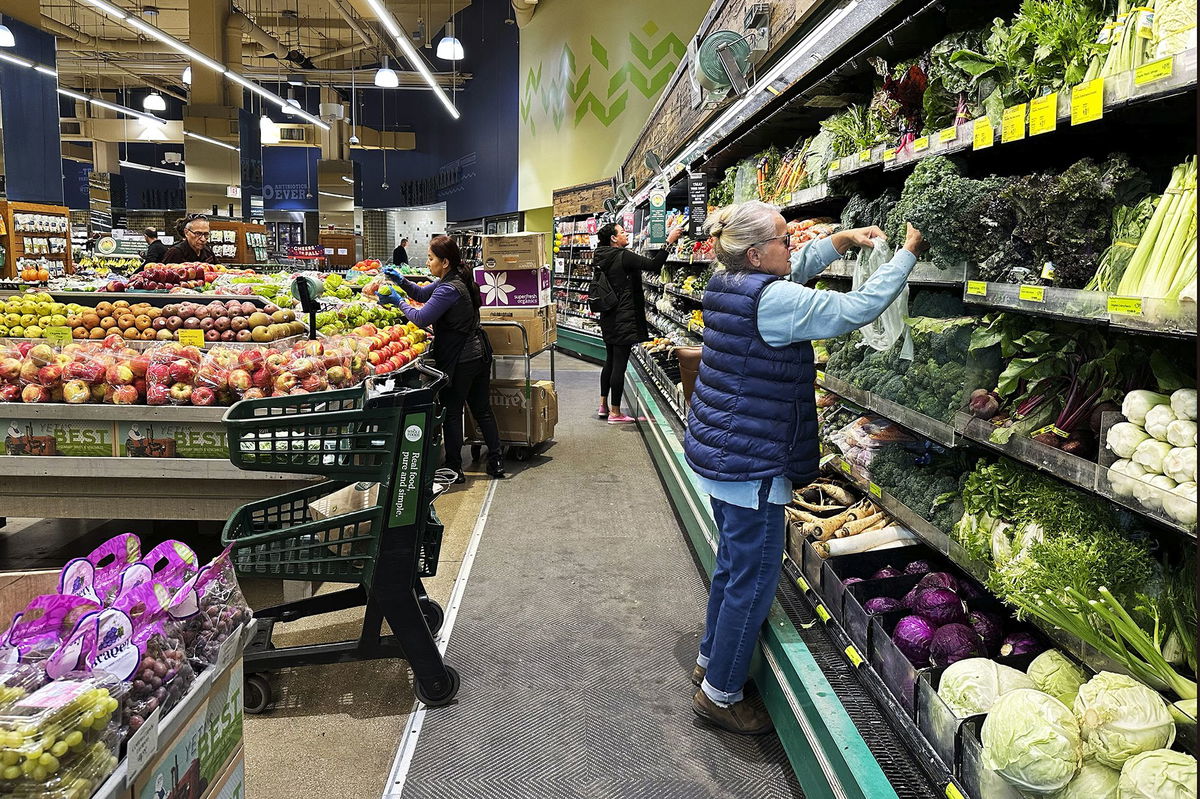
[698,481,785,705]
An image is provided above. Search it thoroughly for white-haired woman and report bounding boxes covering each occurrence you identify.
[683,200,922,735]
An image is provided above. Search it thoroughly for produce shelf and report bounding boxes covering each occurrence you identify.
[631,348,686,424]
[1108,296,1198,338]
[827,145,885,179]
[664,285,704,303]
[783,183,845,212]
[883,49,1198,174]
[822,260,966,286]
[818,372,959,448]
[962,281,1110,325]
[665,257,714,265]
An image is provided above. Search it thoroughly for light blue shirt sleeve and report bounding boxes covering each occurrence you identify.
[789,236,841,283]
[695,475,793,510]
[757,248,917,346]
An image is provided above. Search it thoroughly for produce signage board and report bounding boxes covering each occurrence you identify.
[1001,104,1026,143]
[1028,93,1058,136]
[687,173,708,238]
[1070,78,1104,125]
[2,419,116,457]
[117,422,229,459]
[388,412,426,528]
[648,187,667,245]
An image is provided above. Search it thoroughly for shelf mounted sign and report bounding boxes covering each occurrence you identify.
[1029,93,1058,136]
[972,118,994,150]
[687,173,708,238]
[648,185,668,246]
[1070,78,1105,125]
[1134,57,1173,85]
[1001,104,1027,143]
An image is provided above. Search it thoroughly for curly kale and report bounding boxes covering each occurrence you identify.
[841,188,899,233]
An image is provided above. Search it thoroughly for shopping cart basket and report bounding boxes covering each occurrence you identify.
[221,361,459,712]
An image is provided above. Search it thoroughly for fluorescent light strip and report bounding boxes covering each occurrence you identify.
[74,0,329,129]
[318,191,354,200]
[182,130,239,152]
[119,160,185,177]
[89,96,167,126]
[364,0,460,120]
[34,65,58,77]
[0,52,33,68]
[57,87,89,102]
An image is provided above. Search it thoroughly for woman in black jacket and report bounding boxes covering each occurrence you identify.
[390,236,505,482]
[592,222,683,422]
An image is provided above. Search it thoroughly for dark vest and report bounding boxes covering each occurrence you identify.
[683,270,819,485]
[429,278,486,375]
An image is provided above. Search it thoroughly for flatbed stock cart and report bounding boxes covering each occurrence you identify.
[467,319,557,462]
[220,361,459,712]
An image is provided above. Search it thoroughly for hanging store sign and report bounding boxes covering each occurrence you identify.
[688,173,708,238]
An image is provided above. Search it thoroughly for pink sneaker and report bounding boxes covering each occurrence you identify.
[597,406,609,419]
[607,413,637,424]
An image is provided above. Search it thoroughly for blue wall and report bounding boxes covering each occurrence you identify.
[0,17,63,204]
[262,146,319,210]
[62,159,92,210]
[118,143,185,210]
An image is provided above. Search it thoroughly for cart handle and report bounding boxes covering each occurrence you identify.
[365,360,448,396]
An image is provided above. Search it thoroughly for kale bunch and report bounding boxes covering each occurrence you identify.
[867,444,973,532]
[995,153,1149,288]
[840,188,899,232]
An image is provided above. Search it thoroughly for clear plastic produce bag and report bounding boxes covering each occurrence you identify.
[851,238,913,359]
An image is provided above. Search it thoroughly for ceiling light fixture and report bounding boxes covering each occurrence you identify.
[286,74,305,86]
[436,18,463,60]
[318,191,353,200]
[142,90,166,111]
[119,159,183,176]
[138,124,167,141]
[181,66,191,84]
[0,24,16,48]
[364,0,459,119]
[0,51,32,68]
[373,55,399,88]
[183,130,239,152]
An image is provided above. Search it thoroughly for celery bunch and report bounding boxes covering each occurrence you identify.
[1115,157,1197,300]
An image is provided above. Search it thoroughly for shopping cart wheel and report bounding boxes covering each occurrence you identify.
[419,596,445,635]
[470,445,482,461]
[511,446,532,462]
[415,665,460,707]
[244,673,272,715]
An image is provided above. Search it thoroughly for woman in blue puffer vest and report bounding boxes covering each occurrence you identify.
[684,200,924,735]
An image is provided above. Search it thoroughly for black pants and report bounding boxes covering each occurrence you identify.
[600,341,632,407]
[441,357,501,471]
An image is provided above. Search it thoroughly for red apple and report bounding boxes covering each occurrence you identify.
[242,387,266,400]
[0,358,21,381]
[37,364,63,386]
[102,334,124,351]
[273,373,297,393]
[168,359,196,384]
[146,384,171,406]
[228,369,252,392]
[112,385,138,405]
[105,363,134,386]
[168,382,193,403]
[21,384,49,403]
[191,386,216,406]
[63,380,91,404]
[0,384,21,402]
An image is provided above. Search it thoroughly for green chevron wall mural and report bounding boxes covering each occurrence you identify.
[518,1,708,211]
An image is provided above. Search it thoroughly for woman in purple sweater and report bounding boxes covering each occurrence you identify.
[383,237,505,482]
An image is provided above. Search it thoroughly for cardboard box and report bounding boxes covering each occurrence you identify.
[135,660,244,799]
[204,745,245,799]
[473,265,551,307]
[481,232,547,270]
[480,305,557,354]
[0,570,58,626]
[466,379,557,445]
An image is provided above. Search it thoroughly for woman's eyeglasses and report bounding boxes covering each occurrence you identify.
[754,235,790,249]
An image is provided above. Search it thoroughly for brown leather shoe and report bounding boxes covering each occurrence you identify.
[692,689,774,735]
[691,664,705,686]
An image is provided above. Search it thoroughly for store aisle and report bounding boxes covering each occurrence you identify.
[393,356,802,799]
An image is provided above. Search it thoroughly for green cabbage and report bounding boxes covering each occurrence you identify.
[1074,672,1175,769]
[1045,757,1120,799]
[1117,749,1196,799]
[982,688,1083,793]
[1028,649,1089,707]
[938,658,1034,717]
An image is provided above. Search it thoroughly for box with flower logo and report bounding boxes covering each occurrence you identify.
[472,266,552,308]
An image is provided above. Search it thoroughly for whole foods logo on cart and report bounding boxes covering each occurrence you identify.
[405,425,423,443]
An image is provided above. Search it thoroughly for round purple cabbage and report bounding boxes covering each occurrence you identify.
[842,577,866,587]
[967,610,1004,655]
[864,596,902,614]
[902,585,922,609]
[892,615,936,664]
[871,566,901,580]
[929,623,985,667]
[903,559,933,576]
[917,571,961,594]
[913,588,967,626]
[999,632,1044,658]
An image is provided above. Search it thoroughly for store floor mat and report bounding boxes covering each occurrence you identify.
[240,472,491,799]
[395,362,802,799]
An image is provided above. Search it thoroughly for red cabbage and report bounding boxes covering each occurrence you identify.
[968,610,1004,655]
[913,587,967,626]
[999,632,1044,657]
[871,566,901,580]
[893,615,936,664]
[917,571,961,594]
[902,585,922,609]
[842,577,866,587]
[864,596,903,614]
[903,559,933,575]
[929,623,985,667]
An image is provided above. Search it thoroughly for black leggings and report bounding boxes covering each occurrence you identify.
[441,357,501,471]
[600,341,632,407]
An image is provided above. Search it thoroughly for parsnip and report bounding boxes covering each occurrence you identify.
[838,510,886,538]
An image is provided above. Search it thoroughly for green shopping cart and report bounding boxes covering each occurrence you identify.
[221,361,459,712]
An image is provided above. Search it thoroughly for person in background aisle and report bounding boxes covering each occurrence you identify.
[593,222,684,423]
[381,237,505,482]
[142,228,168,263]
[683,200,924,735]
[392,237,410,266]
[162,214,216,264]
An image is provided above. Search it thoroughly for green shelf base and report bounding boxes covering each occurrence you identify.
[555,325,606,364]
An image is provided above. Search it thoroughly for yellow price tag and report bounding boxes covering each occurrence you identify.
[1108,296,1144,316]
[857,149,872,163]
[966,280,988,297]
[816,370,826,383]
[815,604,831,623]
[840,460,852,475]
[177,329,205,347]
[796,575,811,593]
[1029,93,1058,136]
[829,160,841,172]
[946,783,966,799]
[938,126,958,143]
[912,136,929,151]
[1071,78,1105,125]
[44,326,72,346]
[844,645,864,667]
[1001,104,1027,143]
[1135,57,1174,85]
[1019,285,1046,303]
[869,483,882,498]
[883,148,898,162]
[972,118,994,150]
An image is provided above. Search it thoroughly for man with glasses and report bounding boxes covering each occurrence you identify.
[163,214,217,264]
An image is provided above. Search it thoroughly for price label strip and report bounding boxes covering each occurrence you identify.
[1001,104,1027,143]
[177,329,205,348]
[844,645,864,667]
[44,326,73,346]
[945,782,966,799]
[840,460,852,475]
[1134,57,1173,85]
[1019,285,1046,303]
[1029,93,1058,136]
[1108,296,1144,316]
[829,160,841,172]
[973,118,994,150]
[966,281,988,297]
[883,148,898,162]
[857,149,872,164]
[216,623,244,675]
[814,604,831,623]
[869,483,883,498]
[912,136,930,152]
[796,575,810,593]
[1071,78,1105,125]
[938,126,958,143]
